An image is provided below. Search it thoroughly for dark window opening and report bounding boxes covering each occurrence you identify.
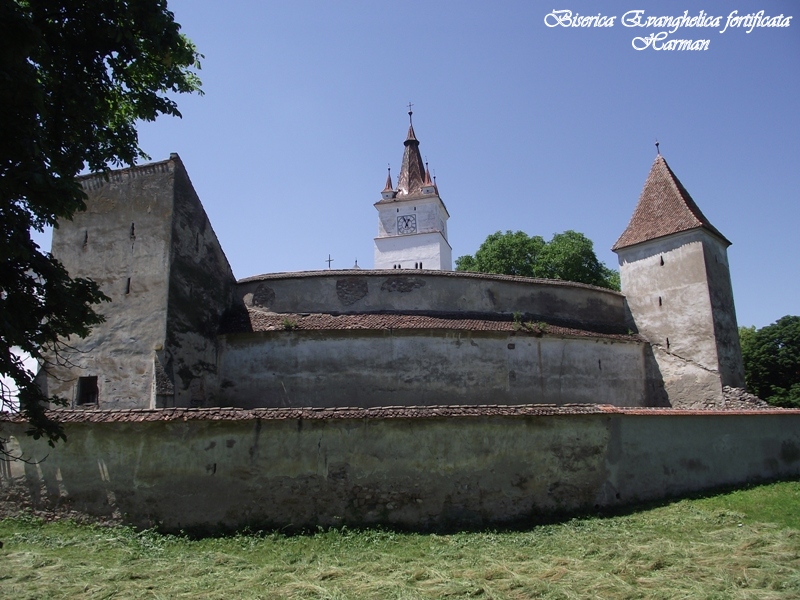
[76,376,99,405]
[666,337,670,349]
[130,223,136,239]
[660,256,664,266]
[125,278,131,294]
[658,296,662,306]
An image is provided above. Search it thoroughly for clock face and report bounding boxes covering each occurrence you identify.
[397,214,417,234]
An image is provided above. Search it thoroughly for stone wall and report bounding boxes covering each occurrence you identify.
[163,156,239,408]
[39,161,176,409]
[617,229,743,406]
[218,330,648,408]
[238,271,628,333]
[2,408,798,533]
[39,156,239,410]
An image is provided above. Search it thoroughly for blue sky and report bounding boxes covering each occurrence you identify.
[126,0,798,328]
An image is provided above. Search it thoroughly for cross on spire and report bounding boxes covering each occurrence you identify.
[655,139,660,155]
[407,102,414,124]
[326,254,334,269]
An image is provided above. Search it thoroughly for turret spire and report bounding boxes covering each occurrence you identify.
[382,166,393,192]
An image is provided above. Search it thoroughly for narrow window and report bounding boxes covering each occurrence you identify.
[420,262,423,269]
[660,256,664,266]
[666,337,670,349]
[125,278,131,294]
[658,296,662,306]
[130,223,136,239]
[598,359,602,370]
[76,376,99,405]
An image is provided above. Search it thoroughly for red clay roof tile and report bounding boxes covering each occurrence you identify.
[613,155,729,251]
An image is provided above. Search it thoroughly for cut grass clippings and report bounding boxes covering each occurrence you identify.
[0,480,799,599]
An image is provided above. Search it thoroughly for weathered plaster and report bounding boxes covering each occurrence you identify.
[40,162,175,409]
[616,229,745,406]
[238,272,628,334]
[40,156,239,410]
[218,330,647,408]
[3,411,798,532]
[163,158,239,407]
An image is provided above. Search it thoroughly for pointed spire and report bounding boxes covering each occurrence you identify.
[382,166,393,192]
[397,106,426,196]
[423,161,433,186]
[613,154,730,251]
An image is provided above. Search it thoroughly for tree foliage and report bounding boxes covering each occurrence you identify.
[456,230,620,290]
[0,0,202,444]
[739,316,800,408]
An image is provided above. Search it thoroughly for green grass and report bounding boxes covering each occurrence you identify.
[1,481,799,599]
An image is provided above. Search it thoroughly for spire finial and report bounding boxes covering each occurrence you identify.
[655,139,660,155]
[407,102,414,124]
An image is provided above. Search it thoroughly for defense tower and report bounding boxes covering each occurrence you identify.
[613,153,745,406]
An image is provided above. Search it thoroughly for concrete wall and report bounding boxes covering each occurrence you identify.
[238,271,628,334]
[3,410,798,532]
[219,330,648,408]
[41,161,176,409]
[617,229,742,406]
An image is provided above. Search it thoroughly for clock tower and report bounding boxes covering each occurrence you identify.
[373,111,452,270]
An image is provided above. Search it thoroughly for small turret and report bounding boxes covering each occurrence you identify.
[381,167,397,200]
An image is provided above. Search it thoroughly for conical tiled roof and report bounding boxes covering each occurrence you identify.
[396,122,427,197]
[612,155,729,251]
[382,168,394,192]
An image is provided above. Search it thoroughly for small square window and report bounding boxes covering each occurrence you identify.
[76,376,99,405]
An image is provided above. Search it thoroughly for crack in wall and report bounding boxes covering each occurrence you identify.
[651,344,719,375]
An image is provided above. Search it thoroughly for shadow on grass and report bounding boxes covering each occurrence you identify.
[167,475,800,540]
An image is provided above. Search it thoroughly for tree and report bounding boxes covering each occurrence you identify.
[456,230,620,290]
[1,0,202,446]
[739,316,800,408]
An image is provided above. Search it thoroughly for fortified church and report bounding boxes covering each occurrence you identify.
[6,113,798,534]
[36,111,746,412]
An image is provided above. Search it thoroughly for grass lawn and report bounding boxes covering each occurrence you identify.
[1,480,798,599]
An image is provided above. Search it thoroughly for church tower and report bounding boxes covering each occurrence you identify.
[373,110,452,270]
[612,152,745,406]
